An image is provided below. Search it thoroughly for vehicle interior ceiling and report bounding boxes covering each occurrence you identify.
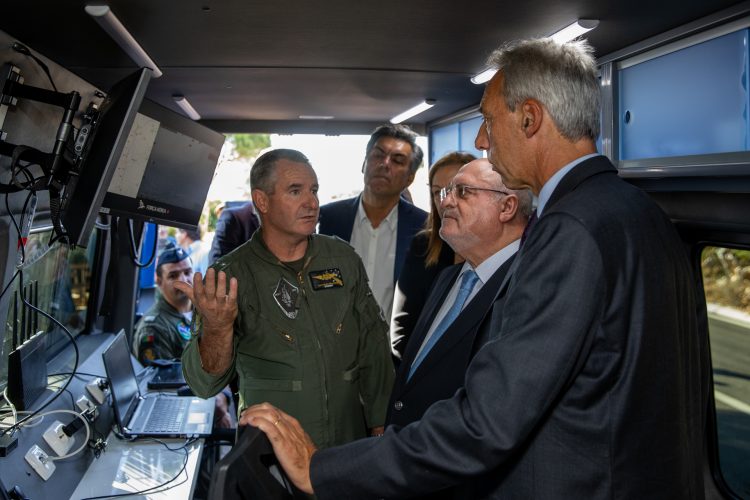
[2,1,748,239]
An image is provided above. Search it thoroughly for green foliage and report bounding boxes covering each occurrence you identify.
[227,134,271,160]
[202,200,223,232]
[702,246,750,312]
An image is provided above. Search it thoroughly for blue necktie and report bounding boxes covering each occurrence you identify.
[408,270,479,380]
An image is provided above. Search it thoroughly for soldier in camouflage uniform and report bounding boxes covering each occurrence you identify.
[133,246,194,363]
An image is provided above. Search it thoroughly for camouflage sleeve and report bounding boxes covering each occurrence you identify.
[352,258,395,428]
[134,323,179,364]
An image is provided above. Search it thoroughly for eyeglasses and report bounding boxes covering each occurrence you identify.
[439,184,509,202]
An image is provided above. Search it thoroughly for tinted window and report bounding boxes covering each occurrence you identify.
[701,246,750,497]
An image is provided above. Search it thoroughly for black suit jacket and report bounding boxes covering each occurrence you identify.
[387,256,515,429]
[208,202,260,263]
[390,233,456,361]
[311,156,709,499]
[318,195,427,283]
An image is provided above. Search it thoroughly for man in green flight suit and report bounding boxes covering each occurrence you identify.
[177,149,394,449]
[133,246,194,363]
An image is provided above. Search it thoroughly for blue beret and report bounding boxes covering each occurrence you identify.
[157,247,190,267]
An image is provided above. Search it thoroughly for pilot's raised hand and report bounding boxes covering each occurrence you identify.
[174,268,238,374]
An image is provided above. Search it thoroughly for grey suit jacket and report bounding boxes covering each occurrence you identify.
[310,155,709,499]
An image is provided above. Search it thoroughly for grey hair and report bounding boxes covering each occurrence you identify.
[250,149,312,194]
[487,38,600,141]
[512,188,534,220]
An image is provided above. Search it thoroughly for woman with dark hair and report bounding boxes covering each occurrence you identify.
[390,151,477,362]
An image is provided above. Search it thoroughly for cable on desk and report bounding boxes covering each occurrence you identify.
[79,437,194,499]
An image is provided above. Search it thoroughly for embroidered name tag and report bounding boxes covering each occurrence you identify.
[308,268,344,290]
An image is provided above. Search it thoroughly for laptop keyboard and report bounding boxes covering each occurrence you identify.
[144,398,188,433]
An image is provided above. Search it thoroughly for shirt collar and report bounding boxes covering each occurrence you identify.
[537,153,599,216]
[356,196,399,229]
[462,238,520,284]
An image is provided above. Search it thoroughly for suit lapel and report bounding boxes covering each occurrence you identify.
[339,195,360,242]
[546,156,616,211]
[396,265,461,387]
[394,200,416,283]
[499,157,616,293]
[404,255,516,389]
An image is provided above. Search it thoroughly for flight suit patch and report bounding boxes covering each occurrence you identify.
[273,277,299,319]
[308,268,344,290]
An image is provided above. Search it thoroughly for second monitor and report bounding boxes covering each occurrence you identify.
[101,99,226,229]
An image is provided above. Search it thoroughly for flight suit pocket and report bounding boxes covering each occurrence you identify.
[342,364,359,383]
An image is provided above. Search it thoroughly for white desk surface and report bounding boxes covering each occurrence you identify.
[69,431,203,499]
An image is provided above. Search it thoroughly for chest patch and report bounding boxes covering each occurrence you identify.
[273,277,299,319]
[308,268,344,290]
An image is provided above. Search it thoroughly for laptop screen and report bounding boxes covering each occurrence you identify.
[102,331,140,429]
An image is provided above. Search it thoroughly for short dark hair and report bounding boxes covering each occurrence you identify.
[155,247,191,278]
[181,228,202,242]
[365,124,423,174]
[250,149,312,194]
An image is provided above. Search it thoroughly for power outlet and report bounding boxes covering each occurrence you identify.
[76,394,96,414]
[86,378,107,404]
[42,421,73,457]
[25,445,55,480]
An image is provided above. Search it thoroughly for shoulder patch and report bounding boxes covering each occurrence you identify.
[177,323,192,341]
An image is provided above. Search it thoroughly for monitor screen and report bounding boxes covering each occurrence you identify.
[101,99,225,229]
[59,68,151,247]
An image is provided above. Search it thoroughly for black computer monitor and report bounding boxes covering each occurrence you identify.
[100,99,226,229]
[59,68,151,247]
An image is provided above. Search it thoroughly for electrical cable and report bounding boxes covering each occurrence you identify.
[0,188,80,437]
[0,389,18,436]
[11,42,58,92]
[79,437,194,499]
[127,219,158,268]
[48,371,107,381]
[23,408,91,461]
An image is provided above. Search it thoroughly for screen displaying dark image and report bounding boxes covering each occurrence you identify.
[101,99,225,229]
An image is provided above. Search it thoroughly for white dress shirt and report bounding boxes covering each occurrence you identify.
[349,199,399,321]
[413,240,520,360]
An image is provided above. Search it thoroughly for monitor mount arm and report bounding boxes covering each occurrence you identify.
[0,63,81,194]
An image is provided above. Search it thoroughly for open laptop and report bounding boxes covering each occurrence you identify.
[102,331,214,438]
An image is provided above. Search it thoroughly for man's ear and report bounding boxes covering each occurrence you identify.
[520,100,543,138]
[405,171,416,187]
[498,194,519,223]
[252,188,269,214]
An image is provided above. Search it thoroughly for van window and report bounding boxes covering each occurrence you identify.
[1,229,98,391]
[701,246,750,497]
